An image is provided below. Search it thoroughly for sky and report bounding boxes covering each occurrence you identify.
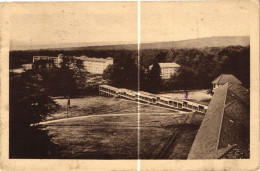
[9,2,138,49]
[8,1,252,49]
[141,1,251,43]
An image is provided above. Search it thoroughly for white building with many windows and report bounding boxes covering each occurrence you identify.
[76,56,114,74]
[33,54,63,67]
[32,54,113,74]
[149,62,180,79]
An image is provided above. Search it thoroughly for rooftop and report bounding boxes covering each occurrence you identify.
[76,56,113,63]
[212,74,242,85]
[100,85,119,91]
[188,82,249,159]
[182,99,209,106]
[138,91,158,98]
[33,56,58,58]
[149,62,180,69]
[119,88,137,94]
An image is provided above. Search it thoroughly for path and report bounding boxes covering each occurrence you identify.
[39,112,191,125]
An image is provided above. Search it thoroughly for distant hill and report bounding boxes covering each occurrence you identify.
[10,41,138,51]
[11,36,249,51]
[140,36,250,50]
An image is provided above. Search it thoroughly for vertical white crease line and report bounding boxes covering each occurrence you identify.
[137,0,141,171]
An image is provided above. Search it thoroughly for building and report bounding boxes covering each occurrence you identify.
[212,74,242,92]
[10,68,24,73]
[10,64,33,73]
[22,63,33,70]
[99,85,207,113]
[188,82,250,159]
[182,99,208,113]
[149,62,180,79]
[33,54,63,67]
[32,54,113,74]
[76,56,113,74]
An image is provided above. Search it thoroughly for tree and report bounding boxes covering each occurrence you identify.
[32,56,87,97]
[147,61,162,93]
[73,59,88,95]
[103,57,138,90]
[103,64,116,85]
[166,66,197,90]
[32,59,55,70]
[9,71,59,158]
[103,64,125,87]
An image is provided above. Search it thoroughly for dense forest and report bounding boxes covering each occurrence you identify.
[10,45,250,90]
[140,45,250,90]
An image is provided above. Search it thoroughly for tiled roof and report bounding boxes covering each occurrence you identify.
[188,82,249,159]
[212,74,242,85]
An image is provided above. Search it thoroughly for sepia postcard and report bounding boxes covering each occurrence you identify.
[0,1,259,170]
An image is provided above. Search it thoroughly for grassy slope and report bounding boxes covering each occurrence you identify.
[45,113,202,159]
[47,96,176,121]
[44,96,203,159]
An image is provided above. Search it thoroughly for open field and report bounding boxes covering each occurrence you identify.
[43,95,203,159]
[44,112,203,159]
[47,96,178,121]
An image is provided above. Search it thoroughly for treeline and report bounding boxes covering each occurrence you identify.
[140,45,250,89]
[10,45,250,90]
[103,45,250,91]
[9,49,137,69]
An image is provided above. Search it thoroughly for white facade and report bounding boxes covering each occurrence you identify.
[32,55,114,74]
[33,55,62,67]
[160,67,177,79]
[149,62,180,79]
[78,56,113,74]
[22,64,33,70]
[10,68,24,73]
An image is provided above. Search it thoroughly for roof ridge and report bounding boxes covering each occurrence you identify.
[227,82,234,88]
[224,100,236,109]
[217,74,223,84]
[216,83,228,150]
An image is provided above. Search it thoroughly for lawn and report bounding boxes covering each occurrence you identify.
[44,96,203,159]
[45,112,203,159]
[159,89,212,104]
[47,96,176,121]
[47,125,139,159]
